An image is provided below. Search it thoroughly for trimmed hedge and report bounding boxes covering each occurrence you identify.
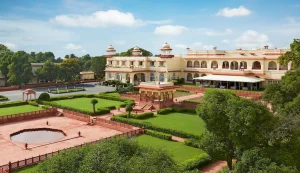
[41,105,52,109]
[145,129,172,141]
[38,92,50,101]
[184,138,201,149]
[157,107,196,115]
[181,100,202,104]
[180,153,211,171]
[117,112,154,119]
[0,95,8,101]
[111,116,201,139]
[0,101,27,108]
[176,89,190,93]
[28,101,39,107]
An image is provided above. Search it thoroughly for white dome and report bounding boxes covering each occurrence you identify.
[132,46,140,52]
[106,45,116,52]
[160,42,172,51]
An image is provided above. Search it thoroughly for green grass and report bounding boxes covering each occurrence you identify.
[102,92,120,97]
[136,135,205,163]
[0,105,44,116]
[174,91,195,98]
[50,97,124,111]
[13,164,39,173]
[139,112,206,136]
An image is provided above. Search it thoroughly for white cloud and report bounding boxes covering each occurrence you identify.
[193,42,203,47]
[235,30,271,48]
[216,6,252,17]
[206,28,232,36]
[202,45,214,50]
[154,25,188,36]
[221,39,230,44]
[115,40,126,45]
[175,44,188,49]
[0,42,17,50]
[65,43,83,50]
[50,10,170,28]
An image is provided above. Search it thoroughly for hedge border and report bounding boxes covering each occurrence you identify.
[180,153,211,171]
[145,129,172,141]
[0,101,27,108]
[111,116,201,139]
[116,112,154,119]
[0,95,8,101]
[157,107,196,115]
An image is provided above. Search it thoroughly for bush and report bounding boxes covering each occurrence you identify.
[38,92,50,101]
[180,153,211,171]
[42,105,52,109]
[145,129,172,141]
[157,107,196,115]
[28,101,39,107]
[184,138,201,148]
[116,112,154,119]
[111,116,201,139]
[0,95,8,101]
[0,101,27,108]
[181,100,202,104]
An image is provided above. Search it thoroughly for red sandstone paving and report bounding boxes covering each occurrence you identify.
[201,161,228,173]
[174,93,204,102]
[0,117,122,165]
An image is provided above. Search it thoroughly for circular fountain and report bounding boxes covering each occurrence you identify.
[10,128,66,144]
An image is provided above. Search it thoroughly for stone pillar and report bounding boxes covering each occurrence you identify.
[130,73,135,84]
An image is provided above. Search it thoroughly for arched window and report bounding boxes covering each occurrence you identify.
[268,61,277,70]
[230,61,238,70]
[240,61,247,70]
[201,74,206,77]
[187,73,193,81]
[222,61,229,69]
[116,73,120,80]
[201,61,207,68]
[150,73,155,81]
[194,73,199,78]
[252,61,261,70]
[159,73,165,82]
[194,61,200,68]
[211,61,218,69]
[279,63,288,70]
[187,61,192,67]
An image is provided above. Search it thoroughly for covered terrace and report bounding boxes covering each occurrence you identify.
[194,75,265,90]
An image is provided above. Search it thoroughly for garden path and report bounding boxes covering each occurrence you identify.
[174,93,203,102]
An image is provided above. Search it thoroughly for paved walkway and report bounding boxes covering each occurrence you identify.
[201,161,228,173]
[174,93,203,102]
[171,136,185,142]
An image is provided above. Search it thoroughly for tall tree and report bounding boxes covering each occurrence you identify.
[278,39,300,69]
[7,51,33,85]
[116,47,153,56]
[91,56,106,79]
[54,57,63,63]
[59,58,80,82]
[35,60,59,82]
[0,45,13,86]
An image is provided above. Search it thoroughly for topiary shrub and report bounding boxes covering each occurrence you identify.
[38,92,50,101]
[157,108,174,115]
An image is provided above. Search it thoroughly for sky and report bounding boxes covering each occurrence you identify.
[0,0,299,58]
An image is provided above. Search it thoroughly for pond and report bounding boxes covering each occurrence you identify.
[11,128,66,144]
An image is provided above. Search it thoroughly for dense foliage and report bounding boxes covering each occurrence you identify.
[145,129,172,141]
[37,138,180,173]
[157,107,196,115]
[278,38,300,69]
[38,92,50,101]
[0,95,8,101]
[115,47,153,57]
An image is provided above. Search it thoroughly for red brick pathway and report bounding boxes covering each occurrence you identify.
[174,93,203,102]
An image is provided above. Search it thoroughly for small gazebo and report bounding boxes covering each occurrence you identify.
[22,89,36,101]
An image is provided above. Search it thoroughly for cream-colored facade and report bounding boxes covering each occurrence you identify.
[104,44,291,88]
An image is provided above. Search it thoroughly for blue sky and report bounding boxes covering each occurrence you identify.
[0,0,299,58]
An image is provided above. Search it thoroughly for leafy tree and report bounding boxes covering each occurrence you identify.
[278,39,300,69]
[91,56,106,79]
[90,99,98,115]
[0,45,13,86]
[263,69,300,112]
[35,61,59,82]
[7,51,33,85]
[125,103,133,118]
[54,57,63,63]
[197,89,275,171]
[70,53,77,59]
[59,58,80,82]
[32,52,55,63]
[37,138,180,173]
[233,148,298,173]
[64,55,69,59]
[116,47,153,57]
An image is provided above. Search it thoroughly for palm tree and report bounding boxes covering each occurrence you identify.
[91,99,98,115]
[125,103,133,118]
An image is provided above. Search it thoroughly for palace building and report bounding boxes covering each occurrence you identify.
[104,43,292,89]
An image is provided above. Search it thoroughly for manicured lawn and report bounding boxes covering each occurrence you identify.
[0,105,44,116]
[136,135,205,163]
[102,92,120,97]
[174,91,195,98]
[139,112,206,136]
[50,97,124,111]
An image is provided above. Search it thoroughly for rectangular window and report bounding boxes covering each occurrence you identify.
[139,61,143,66]
[130,61,134,65]
[159,62,164,67]
[122,61,125,65]
[116,61,119,65]
[150,61,155,67]
[110,61,112,65]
